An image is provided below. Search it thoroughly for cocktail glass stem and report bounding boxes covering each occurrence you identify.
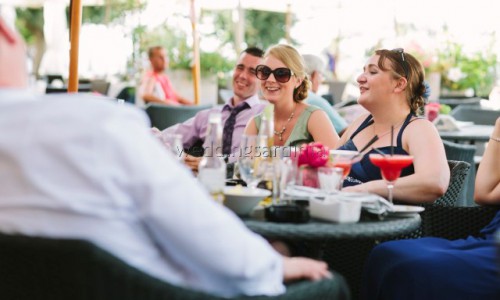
[387,182,394,203]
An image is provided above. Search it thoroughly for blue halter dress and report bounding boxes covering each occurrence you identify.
[337,113,416,187]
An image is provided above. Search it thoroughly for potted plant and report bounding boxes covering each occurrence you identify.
[433,42,497,98]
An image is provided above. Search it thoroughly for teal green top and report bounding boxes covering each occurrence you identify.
[255,105,319,147]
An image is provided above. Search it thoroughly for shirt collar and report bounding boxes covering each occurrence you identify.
[222,94,261,111]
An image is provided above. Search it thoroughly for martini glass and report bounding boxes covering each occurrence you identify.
[369,154,414,203]
[329,150,361,189]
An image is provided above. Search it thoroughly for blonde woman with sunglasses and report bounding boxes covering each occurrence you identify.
[244,44,339,148]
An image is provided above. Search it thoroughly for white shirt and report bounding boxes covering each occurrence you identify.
[0,89,284,297]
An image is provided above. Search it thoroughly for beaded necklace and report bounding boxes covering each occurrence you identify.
[274,103,296,142]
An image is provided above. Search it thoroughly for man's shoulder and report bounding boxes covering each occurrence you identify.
[45,94,149,126]
[193,105,223,118]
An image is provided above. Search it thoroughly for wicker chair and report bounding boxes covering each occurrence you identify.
[145,103,212,130]
[433,160,470,206]
[442,140,476,205]
[0,234,350,300]
[420,205,500,239]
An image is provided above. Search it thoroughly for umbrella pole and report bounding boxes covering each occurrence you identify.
[190,0,200,105]
[68,0,82,93]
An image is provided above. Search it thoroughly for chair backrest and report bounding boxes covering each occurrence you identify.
[90,79,111,96]
[0,234,216,300]
[115,86,136,104]
[145,103,212,130]
[442,140,476,206]
[433,160,470,206]
[420,205,500,239]
[0,234,348,300]
[451,105,500,125]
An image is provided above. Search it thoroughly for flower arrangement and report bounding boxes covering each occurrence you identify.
[296,142,329,188]
[409,39,497,98]
[427,42,497,97]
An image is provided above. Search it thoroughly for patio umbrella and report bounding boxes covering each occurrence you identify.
[190,0,200,104]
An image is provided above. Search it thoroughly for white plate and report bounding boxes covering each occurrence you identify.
[388,205,424,217]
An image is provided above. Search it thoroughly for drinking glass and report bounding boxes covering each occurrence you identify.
[369,154,414,203]
[318,167,343,193]
[329,150,361,189]
[278,156,297,203]
[237,135,268,189]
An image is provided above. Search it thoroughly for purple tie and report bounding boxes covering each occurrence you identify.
[222,102,250,156]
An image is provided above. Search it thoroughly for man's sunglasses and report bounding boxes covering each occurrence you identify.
[392,48,409,78]
[255,65,294,83]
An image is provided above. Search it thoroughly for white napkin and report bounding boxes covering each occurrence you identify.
[283,185,394,215]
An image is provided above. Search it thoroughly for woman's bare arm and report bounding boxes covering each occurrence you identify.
[474,117,500,205]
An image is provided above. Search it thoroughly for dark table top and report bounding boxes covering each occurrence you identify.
[243,214,421,240]
[439,124,494,142]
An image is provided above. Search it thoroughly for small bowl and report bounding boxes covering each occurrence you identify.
[223,187,271,216]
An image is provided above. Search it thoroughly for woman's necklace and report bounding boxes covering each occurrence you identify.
[373,119,405,139]
[274,103,296,142]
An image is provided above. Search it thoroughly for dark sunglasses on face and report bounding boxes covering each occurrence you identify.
[255,65,294,83]
[391,48,409,78]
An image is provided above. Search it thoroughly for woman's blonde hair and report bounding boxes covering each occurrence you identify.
[265,44,310,102]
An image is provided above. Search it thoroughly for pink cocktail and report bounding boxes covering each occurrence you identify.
[369,154,414,203]
[329,150,361,189]
[332,160,352,178]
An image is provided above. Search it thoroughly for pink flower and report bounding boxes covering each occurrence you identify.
[298,142,329,168]
[425,103,440,122]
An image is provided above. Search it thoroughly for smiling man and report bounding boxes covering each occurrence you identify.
[161,47,267,171]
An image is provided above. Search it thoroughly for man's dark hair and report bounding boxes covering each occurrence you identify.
[242,46,264,58]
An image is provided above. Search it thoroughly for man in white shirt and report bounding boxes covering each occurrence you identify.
[0,16,333,298]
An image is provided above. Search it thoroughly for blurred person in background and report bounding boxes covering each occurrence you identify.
[139,46,193,106]
[302,54,348,135]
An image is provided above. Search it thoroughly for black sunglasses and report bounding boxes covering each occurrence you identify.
[255,65,294,83]
[392,48,409,78]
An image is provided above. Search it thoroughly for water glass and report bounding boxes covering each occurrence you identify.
[237,135,268,188]
[279,157,297,203]
[318,167,343,193]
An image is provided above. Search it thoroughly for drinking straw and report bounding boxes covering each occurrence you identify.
[390,125,394,156]
[352,135,379,160]
[372,147,387,157]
